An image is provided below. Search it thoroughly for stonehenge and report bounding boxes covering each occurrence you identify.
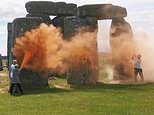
[8,1,134,87]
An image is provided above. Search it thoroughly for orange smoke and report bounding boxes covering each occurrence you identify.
[13,23,62,73]
[20,51,32,70]
[13,23,98,79]
[67,32,98,83]
[134,33,154,82]
[110,21,137,79]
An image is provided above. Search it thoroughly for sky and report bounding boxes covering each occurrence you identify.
[0,0,154,55]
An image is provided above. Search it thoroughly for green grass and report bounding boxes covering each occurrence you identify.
[1,71,154,115]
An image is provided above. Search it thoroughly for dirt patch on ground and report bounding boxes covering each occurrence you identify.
[0,72,8,77]
[0,88,8,94]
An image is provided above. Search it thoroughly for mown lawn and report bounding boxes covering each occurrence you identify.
[0,72,154,115]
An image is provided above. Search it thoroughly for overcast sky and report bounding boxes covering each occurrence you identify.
[0,0,154,55]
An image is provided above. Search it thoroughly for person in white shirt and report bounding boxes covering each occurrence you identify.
[10,64,23,95]
[8,60,17,92]
[133,54,144,82]
[10,60,17,79]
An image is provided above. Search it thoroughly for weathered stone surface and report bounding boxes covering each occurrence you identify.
[26,13,52,24]
[12,17,43,39]
[110,18,136,80]
[8,18,43,71]
[67,54,98,85]
[78,4,127,19]
[7,23,13,70]
[19,69,48,88]
[51,16,97,39]
[8,17,49,88]
[25,1,77,16]
[51,15,99,85]
[51,16,65,33]
[63,16,97,39]
[110,18,133,37]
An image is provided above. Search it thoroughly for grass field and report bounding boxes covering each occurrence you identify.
[0,71,154,115]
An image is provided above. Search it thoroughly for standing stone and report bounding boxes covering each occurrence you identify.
[67,57,92,85]
[110,18,136,80]
[19,69,48,89]
[7,23,13,70]
[63,16,97,39]
[8,17,49,88]
[64,16,99,85]
[51,16,65,34]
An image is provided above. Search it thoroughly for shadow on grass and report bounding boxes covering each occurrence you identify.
[70,82,154,92]
[19,82,154,95]
[23,86,72,95]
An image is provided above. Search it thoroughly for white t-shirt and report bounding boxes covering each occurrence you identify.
[134,58,142,69]
[10,64,15,78]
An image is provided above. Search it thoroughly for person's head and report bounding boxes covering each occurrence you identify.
[137,54,142,59]
[13,60,17,65]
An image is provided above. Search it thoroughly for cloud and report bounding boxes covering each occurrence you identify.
[0,0,26,21]
[126,8,154,36]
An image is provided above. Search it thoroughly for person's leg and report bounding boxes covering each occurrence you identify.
[139,69,144,82]
[16,83,23,94]
[10,83,15,95]
[134,68,138,82]
[14,84,19,93]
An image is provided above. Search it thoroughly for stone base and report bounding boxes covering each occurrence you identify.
[19,69,48,89]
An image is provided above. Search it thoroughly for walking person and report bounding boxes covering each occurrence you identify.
[133,54,144,82]
[10,64,23,95]
[8,60,17,92]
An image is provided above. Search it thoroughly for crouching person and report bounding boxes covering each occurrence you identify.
[10,64,23,95]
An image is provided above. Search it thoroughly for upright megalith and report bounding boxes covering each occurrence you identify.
[110,18,133,37]
[19,69,48,88]
[12,17,43,39]
[64,16,98,85]
[8,17,49,88]
[8,18,43,71]
[7,23,13,70]
[63,16,97,38]
[67,56,93,85]
[110,18,136,80]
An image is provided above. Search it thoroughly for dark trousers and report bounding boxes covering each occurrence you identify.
[10,83,23,95]
[134,68,144,82]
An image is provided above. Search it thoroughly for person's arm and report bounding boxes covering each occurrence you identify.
[132,55,136,60]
